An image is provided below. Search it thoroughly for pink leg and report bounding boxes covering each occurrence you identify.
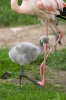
[38,61,45,85]
[40,62,44,76]
[45,21,63,60]
[38,22,49,86]
[38,43,49,85]
[38,21,63,86]
[52,21,63,39]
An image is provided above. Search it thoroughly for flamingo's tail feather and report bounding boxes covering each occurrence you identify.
[56,7,66,20]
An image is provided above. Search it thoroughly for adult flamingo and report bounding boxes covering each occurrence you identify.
[10,0,66,86]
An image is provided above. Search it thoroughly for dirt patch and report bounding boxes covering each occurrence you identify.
[0,24,66,48]
[0,24,66,89]
[46,67,66,90]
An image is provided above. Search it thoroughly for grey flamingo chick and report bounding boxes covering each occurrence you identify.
[9,35,49,88]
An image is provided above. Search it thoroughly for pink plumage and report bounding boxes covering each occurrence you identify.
[37,0,64,11]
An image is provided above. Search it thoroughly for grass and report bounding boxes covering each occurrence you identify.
[47,48,66,70]
[0,0,39,26]
[0,83,66,100]
[0,0,66,26]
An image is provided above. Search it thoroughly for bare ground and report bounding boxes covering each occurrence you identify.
[0,24,66,89]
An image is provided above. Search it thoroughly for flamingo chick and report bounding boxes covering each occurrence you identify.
[9,35,49,88]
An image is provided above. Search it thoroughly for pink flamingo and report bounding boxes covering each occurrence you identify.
[10,0,66,86]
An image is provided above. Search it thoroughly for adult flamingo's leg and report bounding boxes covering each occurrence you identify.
[38,22,49,85]
[38,44,47,85]
[43,20,63,61]
[45,20,63,59]
[38,21,63,86]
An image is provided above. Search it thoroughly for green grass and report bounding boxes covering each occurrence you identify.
[0,83,66,100]
[47,48,66,70]
[0,0,39,26]
[0,0,66,26]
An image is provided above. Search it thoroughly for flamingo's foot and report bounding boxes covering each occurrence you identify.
[38,79,45,85]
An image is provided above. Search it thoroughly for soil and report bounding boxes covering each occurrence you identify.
[0,24,66,90]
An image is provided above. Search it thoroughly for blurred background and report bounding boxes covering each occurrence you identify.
[0,0,39,26]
